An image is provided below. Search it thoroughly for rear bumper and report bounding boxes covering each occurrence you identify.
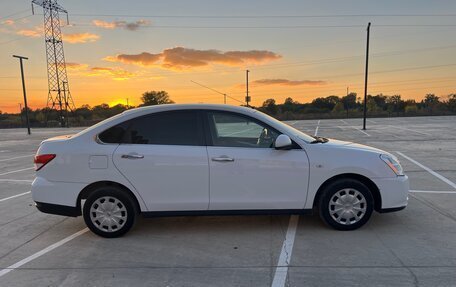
[35,201,81,217]
[31,176,85,207]
[373,175,409,210]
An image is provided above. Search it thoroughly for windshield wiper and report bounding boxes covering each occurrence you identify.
[310,136,329,144]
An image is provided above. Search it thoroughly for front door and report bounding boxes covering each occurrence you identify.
[205,111,309,210]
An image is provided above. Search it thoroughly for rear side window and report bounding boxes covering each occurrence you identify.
[99,110,203,146]
[98,122,128,143]
[127,111,202,145]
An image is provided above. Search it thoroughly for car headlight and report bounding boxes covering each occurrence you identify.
[380,154,404,176]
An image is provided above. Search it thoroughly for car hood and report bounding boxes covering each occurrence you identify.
[321,138,385,154]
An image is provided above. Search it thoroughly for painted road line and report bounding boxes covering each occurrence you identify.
[314,120,320,136]
[397,152,456,190]
[271,215,299,287]
[0,228,89,278]
[0,154,34,162]
[367,119,377,124]
[339,119,348,125]
[389,125,431,136]
[353,127,371,137]
[0,191,31,203]
[0,167,34,176]
[410,190,456,194]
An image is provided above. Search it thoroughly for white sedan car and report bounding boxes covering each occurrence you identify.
[32,104,409,237]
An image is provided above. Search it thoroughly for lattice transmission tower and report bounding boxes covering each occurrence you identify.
[32,0,75,127]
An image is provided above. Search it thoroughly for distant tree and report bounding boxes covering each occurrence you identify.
[386,94,404,116]
[341,93,357,117]
[312,96,339,112]
[447,94,456,112]
[366,96,379,112]
[261,98,278,115]
[140,91,174,106]
[423,93,440,114]
[332,102,345,113]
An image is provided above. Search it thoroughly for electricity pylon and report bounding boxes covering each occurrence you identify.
[32,0,75,127]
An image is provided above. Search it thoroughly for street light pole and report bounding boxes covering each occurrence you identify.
[246,70,250,107]
[363,22,371,131]
[13,55,31,135]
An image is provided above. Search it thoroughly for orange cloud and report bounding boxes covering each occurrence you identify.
[16,26,43,37]
[92,19,150,31]
[88,67,135,80]
[252,79,327,86]
[63,32,99,44]
[3,19,14,25]
[105,47,281,70]
[65,62,89,70]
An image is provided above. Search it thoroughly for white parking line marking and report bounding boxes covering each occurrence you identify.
[0,167,34,176]
[339,119,348,125]
[271,215,299,287]
[0,228,89,278]
[354,127,371,137]
[288,121,298,126]
[397,152,456,190]
[0,154,34,162]
[314,120,320,136]
[410,190,456,194]
[0,191,31,202]
[389,126,431,136]
[0,179,33,183]
[367,119,377,124]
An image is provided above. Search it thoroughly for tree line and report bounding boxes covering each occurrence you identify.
[258,93,456,120]
[0,91,455,128]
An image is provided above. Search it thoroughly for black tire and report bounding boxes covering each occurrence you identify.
[83,186,137,238]
[318,178,374,231]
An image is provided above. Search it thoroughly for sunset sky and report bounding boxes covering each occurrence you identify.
[1,0,456,113]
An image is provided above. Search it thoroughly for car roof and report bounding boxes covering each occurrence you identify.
[122,104,256,116]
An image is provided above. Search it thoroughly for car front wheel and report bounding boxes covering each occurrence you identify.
[318,179,374,230]
[83,186,137,238]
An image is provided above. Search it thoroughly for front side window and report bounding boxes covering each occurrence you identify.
[98,110,203,146]
[208,111,279,148]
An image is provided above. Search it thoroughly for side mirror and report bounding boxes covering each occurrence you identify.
[274,134,292,150]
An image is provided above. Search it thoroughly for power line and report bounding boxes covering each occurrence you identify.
[70,13,456,18]
[0,9,31,21]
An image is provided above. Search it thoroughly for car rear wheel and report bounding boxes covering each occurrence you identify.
[318,178,374,230]
[83,186,137,238]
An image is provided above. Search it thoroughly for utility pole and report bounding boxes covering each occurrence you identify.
[126,98,129,108]
[245,70,250,107]
[19,103,23,127]
[363,22,371,130]
[13,55,31,135]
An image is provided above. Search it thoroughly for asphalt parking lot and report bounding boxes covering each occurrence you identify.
[1,116,455,287]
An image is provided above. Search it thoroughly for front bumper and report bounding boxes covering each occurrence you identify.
[372,175,409,210]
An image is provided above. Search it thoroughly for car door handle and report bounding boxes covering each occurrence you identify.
[211,156,234,162]
[121,153,144,159]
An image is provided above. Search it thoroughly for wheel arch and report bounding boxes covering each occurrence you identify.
[312,173,382,212]
[77,181,142,214]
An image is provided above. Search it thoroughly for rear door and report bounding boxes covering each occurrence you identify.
[205,110,310,210]
[112,110,209,211]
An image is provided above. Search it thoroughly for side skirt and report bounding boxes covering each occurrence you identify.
[142,209,313,218]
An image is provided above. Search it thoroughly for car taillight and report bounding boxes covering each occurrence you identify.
[34,154,56,171]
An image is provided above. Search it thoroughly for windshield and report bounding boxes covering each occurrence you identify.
[256,111,315,143]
